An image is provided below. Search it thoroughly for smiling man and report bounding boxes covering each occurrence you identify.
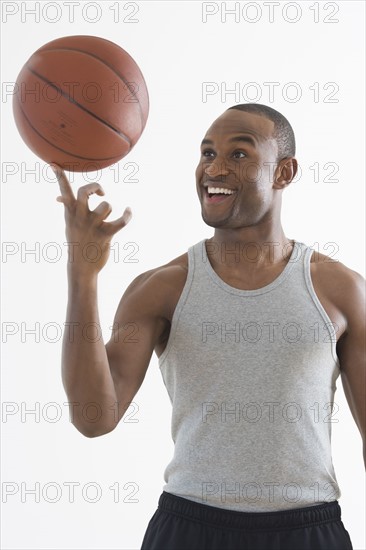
[55,103,364,550]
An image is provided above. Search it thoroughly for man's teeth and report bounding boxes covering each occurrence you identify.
[207,187,235,195]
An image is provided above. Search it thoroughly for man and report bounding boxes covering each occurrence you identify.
[53,104,364,549]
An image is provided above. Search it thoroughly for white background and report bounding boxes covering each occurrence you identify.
[1,1,365,549]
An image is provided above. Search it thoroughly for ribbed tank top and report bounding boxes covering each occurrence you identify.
[158,238,342,512]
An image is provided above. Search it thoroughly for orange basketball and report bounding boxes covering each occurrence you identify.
[13,35,149,172]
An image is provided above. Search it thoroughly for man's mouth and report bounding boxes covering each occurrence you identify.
[203,186,237,204]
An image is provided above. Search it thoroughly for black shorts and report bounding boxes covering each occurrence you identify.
[140,491,353,550]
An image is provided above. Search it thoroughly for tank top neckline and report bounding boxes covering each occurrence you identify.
[200,238,305,297]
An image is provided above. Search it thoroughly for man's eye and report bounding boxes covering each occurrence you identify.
[202,150,215,158]
[233,151,246,159]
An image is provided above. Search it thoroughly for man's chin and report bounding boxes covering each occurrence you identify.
[201,214,231,228]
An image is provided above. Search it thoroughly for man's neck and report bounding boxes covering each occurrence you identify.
[206,229,294,271]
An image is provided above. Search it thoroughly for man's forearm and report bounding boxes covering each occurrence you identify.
[62,272,118,437]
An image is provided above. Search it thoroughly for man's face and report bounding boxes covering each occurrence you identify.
[195,109,280,229]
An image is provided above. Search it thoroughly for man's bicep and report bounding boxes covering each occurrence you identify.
[337,270,366,445]
[105,273,167,423]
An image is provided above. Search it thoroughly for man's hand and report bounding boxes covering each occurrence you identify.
[52,163,132,277]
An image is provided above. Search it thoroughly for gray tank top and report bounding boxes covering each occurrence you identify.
[158,238,341,512]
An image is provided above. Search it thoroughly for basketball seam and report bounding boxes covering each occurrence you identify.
[15,93,126,164]
[33,46,146,130]
[26,65,133,147]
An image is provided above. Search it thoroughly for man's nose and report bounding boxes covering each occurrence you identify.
[204,157,230,177]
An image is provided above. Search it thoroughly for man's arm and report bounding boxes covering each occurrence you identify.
[104,269,171,430]
[54,165,170,438]
[335,268,366,468]
[63,268,169,438]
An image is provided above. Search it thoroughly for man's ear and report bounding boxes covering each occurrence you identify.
[273,158,298,189]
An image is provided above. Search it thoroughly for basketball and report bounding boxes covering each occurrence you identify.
[12,35,149,172]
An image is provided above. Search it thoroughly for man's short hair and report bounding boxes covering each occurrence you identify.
[227,103,296,161]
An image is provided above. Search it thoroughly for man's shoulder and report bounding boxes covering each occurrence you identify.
[125,250,189,299]
[146,250,189,279]
[309,247,365,307]
[310,247,364,281]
